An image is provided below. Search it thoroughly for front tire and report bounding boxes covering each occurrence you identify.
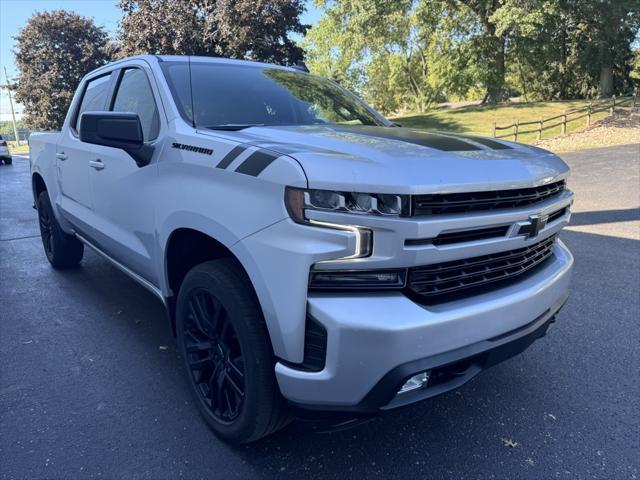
[176,259,290,444]
[37,191,83,268]
[3,157,12,165]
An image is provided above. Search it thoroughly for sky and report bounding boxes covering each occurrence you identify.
[0,0,322,121]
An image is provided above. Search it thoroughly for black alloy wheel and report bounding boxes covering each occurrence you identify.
[38,199,54,258]
[36,190,83,268]
[183,289,245,423]
[176,259,291,443]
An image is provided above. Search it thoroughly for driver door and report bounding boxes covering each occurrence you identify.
[88,65,162,285]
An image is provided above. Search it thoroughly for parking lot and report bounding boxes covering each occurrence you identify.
[1,144,639,479]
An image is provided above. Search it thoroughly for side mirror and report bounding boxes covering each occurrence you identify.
[79,111,153,167]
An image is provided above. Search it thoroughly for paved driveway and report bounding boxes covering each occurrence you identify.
[1,145,639,479]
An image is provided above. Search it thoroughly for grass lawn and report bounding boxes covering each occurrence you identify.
[8,143,29,154]
[392,99,615,144]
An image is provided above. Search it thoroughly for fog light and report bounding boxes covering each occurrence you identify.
[398,371,430,394]
[308,269,406,289]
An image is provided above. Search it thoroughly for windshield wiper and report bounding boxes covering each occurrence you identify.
[204,124,265,131]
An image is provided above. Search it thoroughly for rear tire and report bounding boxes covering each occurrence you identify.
[176,259,291,444]
[37,191,83,268]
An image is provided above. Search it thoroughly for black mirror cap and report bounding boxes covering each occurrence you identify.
[79,111,152,167]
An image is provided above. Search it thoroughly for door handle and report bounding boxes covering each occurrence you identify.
[56,153,67,161]
[89,159,105,170]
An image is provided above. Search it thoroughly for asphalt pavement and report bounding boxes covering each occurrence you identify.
[1,145,639,479]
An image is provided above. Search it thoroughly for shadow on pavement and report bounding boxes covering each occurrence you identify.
[569,207,640,226]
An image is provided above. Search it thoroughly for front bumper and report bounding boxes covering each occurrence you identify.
[275,240,573,410]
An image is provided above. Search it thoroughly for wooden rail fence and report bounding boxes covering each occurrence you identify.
[492,92,640,141]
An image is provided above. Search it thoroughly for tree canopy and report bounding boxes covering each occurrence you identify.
[13,10,113,130]
[304,0,640,113]
[12,0,639,128]
[14,1,309,129]
[118,0,308,64]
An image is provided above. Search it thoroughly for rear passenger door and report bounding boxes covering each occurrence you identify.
[88,65,163,285]
[56,73,113,232]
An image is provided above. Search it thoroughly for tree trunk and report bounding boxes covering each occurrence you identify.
[558,27,568,99]
[483,37,506,104]
[599,65,614,98]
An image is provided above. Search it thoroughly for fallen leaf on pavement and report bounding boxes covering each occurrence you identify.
[500,437,519,448]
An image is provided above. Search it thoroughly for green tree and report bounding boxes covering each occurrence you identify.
[304,0,476,113]
[451,0,509,104]
[493,0,640,99]
[570,0,640,97]
[13,10,113,130]
[0,119,27,137]
[118,0,308,64]
[307,0,640,110]
[631,47,640,83]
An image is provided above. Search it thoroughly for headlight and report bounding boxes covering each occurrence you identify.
[285,187,408,222]
[285,187,379,260]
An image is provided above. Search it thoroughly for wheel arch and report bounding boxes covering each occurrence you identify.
[164,227,240,298]
[161,226,276,349]
[32,172,47,203]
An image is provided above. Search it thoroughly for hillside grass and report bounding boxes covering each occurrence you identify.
[392,99,614,144]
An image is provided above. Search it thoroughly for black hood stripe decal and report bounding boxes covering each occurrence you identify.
[328,126,482,151]
[258,143,335,155]
[217,145,248,169]
[455,134,513,150]
[235,149,280,176]
[217,142,287,176]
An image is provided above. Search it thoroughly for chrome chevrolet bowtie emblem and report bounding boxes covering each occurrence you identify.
[517,214,549,239]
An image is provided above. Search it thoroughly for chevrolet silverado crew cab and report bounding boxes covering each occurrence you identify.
[29,55,573,444]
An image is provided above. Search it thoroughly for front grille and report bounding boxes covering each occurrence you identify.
[405,206,567,247]
[411,180,565,216]
[406,235,557,303]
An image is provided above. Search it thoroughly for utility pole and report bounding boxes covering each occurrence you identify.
[2,66,20,146]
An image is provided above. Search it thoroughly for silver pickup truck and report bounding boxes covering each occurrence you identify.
[29,55,573,443]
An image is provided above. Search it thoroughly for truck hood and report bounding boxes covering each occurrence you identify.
[213,125,569,194]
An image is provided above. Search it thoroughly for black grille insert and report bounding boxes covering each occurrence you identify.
[406,225,510,247]
[280,316,327,372]
[547,206,568,223]
[300,316,328,372]
[412,180,566,216]
[407,235,557,303]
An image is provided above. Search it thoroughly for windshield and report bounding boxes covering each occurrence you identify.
[160,61,385,129]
